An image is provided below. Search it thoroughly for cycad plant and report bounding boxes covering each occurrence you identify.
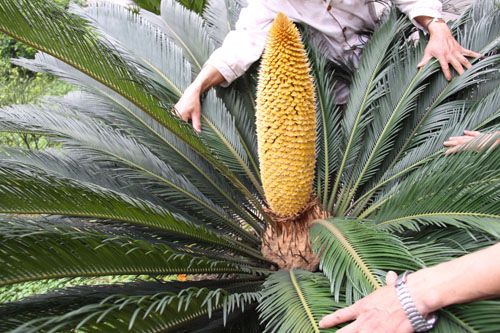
[0,0,499,332]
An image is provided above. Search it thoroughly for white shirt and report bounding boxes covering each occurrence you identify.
[205,0,442,92]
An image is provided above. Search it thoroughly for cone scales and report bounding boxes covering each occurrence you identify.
[256,13,316,218]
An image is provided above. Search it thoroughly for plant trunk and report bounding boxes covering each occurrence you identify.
[261,200,328,271]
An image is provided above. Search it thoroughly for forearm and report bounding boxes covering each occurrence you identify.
[407,243,500,314]
[188,64,226,94]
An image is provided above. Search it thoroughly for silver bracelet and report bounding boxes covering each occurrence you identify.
[395,271,438,332]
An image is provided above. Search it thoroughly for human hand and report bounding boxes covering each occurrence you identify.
[417,21,481,81]
[174,84,202,133]
[318,271,415,333]
[444,130,500,155]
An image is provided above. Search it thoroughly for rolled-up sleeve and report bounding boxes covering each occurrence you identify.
[393,0,443,31]
[204,1,276,87]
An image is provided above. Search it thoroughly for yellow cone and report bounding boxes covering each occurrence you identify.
[256,13,316,217]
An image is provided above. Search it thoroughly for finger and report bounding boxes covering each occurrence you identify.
[417,54,433,68]
[319,306,358,329]
[438,58,451,81]
[449,57,464,75]
[461,48,482,59]
[191,112,202,133]
[385,271,398,286]
[336,320,361,333]
[464,130,481,137]
[337,311,376,333]
[445,146,459,156]
[456,53,472,70]
[173,106,181,118]
[180,112,190,122]
[443,140,459,147]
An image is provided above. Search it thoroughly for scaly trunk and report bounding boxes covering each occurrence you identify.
[261,200,328,271]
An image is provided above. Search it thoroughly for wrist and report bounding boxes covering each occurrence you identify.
[427,19,448,35]
[405,270,445,315]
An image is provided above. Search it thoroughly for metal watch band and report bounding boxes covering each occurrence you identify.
[395,271,438,332]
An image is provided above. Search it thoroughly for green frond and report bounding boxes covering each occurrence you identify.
[0,162,265,259]
[16,53,260,226]
[0,103,261,242]
[10,283,261,333]
[328,12,410,212]
[352,57,500,216]
[454,0,500,54]
[159,0,215,72]
[406,227,496,267]
[338,42,439,214]
[201,90,262,194]
[309,218,421,303]
[74,2,192,100]
[0,280,215,331]
[0,0,203,154]
[0,0,256,209]
[370,142,500,237]
[305,38,342,207]
[438,301,500,333]
[258,270,341,333]
[203,0,236,47]
[0,219,265,287]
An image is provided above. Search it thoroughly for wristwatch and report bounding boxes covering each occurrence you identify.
[395,271,438,332]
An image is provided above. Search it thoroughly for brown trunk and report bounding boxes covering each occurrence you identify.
[261,200,329,271]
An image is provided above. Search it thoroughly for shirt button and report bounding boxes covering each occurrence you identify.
[327,4,332,10]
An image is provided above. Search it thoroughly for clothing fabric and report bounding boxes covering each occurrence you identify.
[205,0,443,98]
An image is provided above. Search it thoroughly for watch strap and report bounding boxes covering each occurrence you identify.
[395,271,438,332]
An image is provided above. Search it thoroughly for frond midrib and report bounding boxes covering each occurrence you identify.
[312,220,381,289]
[289,270,320,333]
[376,212,500,228]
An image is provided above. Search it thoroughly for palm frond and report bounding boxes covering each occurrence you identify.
[309,218,421,303]
[406,227,496,267]
[15,54,261,227]
[0,0,257,210]
[0,219,265,287]
[0,103,262,242]
[438,301,500,333]
[0,162,265,259]
[0,0,203,155]
[370,142,500,237]
[258,270,341,333]
[74,2,192,101]
[10,283,261,333]
[158,0,215,72]
[338,42,439,214]
[354,81,500,215]
[203,0,233,47]
[201,90,262,194]
[305,37,342,208]
[328,12,410,212]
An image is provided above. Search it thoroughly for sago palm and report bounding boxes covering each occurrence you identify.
[0,0,499,332]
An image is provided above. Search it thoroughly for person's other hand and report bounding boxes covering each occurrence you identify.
[417,21,481,81]
[319,271,415,333]
[174,84,202,133]
[444,130,481,155]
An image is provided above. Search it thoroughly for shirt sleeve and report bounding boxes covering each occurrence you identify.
[204,1,276,87]
[392,0,443,31]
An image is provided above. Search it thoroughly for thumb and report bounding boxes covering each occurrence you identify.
[418,54,432,68]
[192,111,202,133]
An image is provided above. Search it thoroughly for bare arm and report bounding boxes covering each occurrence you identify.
[319,243,500,332]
